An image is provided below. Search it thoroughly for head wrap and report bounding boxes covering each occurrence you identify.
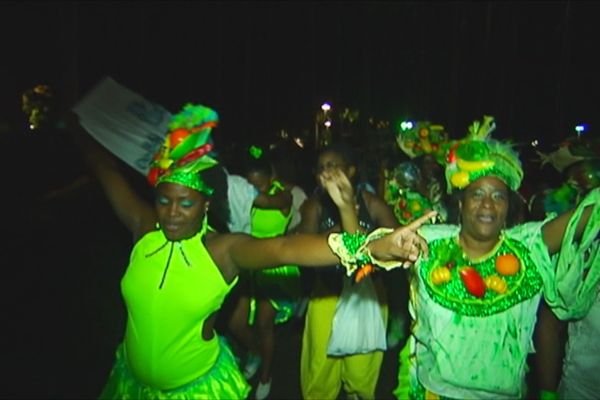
[444,115,523,193]
[146,104,219,195]
[395,120,451,165]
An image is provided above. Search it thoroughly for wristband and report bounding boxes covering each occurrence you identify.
[328,227,401,277]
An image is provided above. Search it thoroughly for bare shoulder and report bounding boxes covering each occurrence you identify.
[204,232,252,283]
[362,189,385,205]
[361,190,388,213]
[301,195,322,213]
[361,189,398,228]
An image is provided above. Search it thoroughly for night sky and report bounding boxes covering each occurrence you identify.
[2,1,599,149]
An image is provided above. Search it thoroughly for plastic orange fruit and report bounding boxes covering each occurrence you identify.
[495,254,520,276]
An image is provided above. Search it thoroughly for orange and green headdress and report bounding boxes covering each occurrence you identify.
[146,104,219,195]
[395,120,451,165]
[444,115,523,193]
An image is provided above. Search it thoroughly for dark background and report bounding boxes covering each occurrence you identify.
[2,1,598,146]
[1,1,598,398]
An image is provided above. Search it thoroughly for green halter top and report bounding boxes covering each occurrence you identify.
[121,228,237,390]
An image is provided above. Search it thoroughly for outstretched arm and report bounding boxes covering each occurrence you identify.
[67,113,156,241]
[229,211,433,271]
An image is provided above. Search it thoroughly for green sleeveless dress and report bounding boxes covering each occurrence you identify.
[100,228,250,399]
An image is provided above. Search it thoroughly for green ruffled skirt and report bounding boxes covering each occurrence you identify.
[99,336,251,399]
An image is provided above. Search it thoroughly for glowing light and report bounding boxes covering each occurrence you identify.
[575,124,586,134]
[531,139,539,147]
[400,121,414,131]
[321,103,331,112]
[324,120,332,128]
[293,137,304,148]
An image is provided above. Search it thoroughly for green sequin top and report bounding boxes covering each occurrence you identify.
[395,188,600,400]
[418,233,544,317]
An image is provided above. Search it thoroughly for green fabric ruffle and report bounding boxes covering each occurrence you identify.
[99,336,250,399]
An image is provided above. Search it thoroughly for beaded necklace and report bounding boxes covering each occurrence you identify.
[418,233,543,317]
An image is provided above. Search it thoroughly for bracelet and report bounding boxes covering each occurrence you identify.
[328,228,402,277]
[360,227,404,271]
[540,390,558,400]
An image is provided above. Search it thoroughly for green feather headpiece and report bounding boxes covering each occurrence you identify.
[146,104,219,195]
[444,115,523,193]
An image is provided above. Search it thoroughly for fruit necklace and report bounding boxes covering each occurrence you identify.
[419,233,544,317]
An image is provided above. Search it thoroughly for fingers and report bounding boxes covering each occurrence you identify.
[414,233,429,260]
[393,229,429,262]
[404,210,437,231]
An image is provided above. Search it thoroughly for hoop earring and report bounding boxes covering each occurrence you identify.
[199,214,209,237]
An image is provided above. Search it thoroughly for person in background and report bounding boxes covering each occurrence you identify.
[297,141,400,400]
[533,137,600,400]
[226,147,300,400]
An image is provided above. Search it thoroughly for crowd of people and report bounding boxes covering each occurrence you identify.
[54,76,600,400]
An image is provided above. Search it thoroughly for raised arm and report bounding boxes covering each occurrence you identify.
[318,169,361,233]
[541,195,595,255]
[68,114,156,241]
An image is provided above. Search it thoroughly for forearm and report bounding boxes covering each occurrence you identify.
[232,233,338,270]
[535,303,567,392]
[338,204,360,233]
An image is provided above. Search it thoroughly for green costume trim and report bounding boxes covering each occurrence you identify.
[419,234,543,317]
[546,187,600,319]
[391,189,433,225]
[100,337,250,400]
[158,165,216,195]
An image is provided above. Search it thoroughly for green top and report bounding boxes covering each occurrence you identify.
[250,181,292,238]
[121,229,237,390]
[249,181,300,324]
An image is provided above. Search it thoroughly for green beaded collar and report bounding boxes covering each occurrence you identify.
[418,234,543,317]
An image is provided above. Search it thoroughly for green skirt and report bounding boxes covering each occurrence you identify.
[99,336,251,399]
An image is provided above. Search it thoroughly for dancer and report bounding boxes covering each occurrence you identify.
[380,116,600,400]
[68,104,432,399]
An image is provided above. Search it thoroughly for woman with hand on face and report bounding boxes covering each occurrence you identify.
[69,103,432,400]
[296,142,401,400]
[391,116,600,400]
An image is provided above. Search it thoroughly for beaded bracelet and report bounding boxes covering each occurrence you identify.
[328,227,403,278]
